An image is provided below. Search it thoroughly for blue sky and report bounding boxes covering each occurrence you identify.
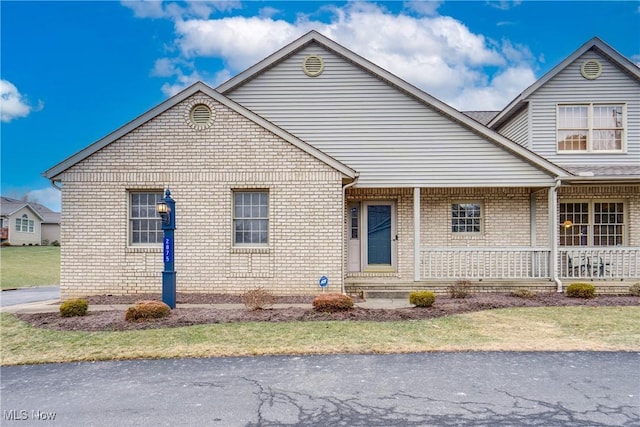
[1,1,639,211]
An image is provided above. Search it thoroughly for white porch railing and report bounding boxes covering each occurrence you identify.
[420,247,551,280]
[559,247,640,279]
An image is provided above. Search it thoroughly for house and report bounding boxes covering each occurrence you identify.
[0,196,61,246]
[43,31,639,298]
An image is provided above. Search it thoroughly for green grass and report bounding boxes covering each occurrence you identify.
[2,306,638,365]
[0,246,60,289]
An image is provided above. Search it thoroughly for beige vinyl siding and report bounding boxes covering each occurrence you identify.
[227,43,554,188]
[497,106,529,147]
[528,50,640,164]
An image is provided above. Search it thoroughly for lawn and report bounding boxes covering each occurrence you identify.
[0,246,60,289]
[2,306,639,365]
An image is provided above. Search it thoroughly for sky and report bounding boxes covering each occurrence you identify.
[1,1,639,211]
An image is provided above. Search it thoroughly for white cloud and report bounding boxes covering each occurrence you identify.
[451,66,536,110]
[403,1,443,16]
[26,187,61,212]
[1,80,42,122]
[486,1,522,11]
[127,1,538,110]
[122,0,241,19]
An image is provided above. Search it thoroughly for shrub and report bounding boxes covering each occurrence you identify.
[125,300,171,322]
[629,283,640,297]
[242,288,277,311]
[59,299,89,317]
[409,291,436,307]
[51,240,60,246]
[448,279,472,299]
[566,283,596,299]
[510,288,536,299]
[312,293,354,312]
[42,239,50,246]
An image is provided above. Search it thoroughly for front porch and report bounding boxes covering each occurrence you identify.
[344,186,640,297]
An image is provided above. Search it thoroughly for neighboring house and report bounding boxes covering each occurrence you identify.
[0,196,60,245]
[43,31,639,298]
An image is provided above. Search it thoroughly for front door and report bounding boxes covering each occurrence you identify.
[363,201,396,271]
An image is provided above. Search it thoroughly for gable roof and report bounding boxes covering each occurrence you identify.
[43,82,356,180]
[218,30,569,179]
[489,37,640,129]
[0,197,46,221]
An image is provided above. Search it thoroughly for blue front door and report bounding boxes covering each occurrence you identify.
[367,204,392,265]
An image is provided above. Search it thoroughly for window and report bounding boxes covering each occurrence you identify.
[15,214,34,233]
[130,192,163,245]
[560,202,624,246]
[557,104,624,152]
[451,203,482,233]
[350,206,359,239]
[233,191,268,245]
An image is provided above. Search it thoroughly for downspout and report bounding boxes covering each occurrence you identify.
[550,178,562,292]
[341,176,359,294]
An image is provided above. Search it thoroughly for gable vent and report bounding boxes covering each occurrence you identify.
[191,104,212,124]
[302,55,324,77]
[581,59,602,80]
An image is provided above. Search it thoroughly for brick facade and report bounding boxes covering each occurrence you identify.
[58,93,345,298]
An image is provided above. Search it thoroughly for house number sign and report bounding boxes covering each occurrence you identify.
[163,237,173,263]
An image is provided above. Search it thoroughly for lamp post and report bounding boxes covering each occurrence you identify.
[156,189,176,309]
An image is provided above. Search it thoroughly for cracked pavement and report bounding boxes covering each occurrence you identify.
[1,352,638,426]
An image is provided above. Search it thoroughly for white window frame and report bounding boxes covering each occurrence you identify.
[232,190,269,247]
[559,200,626,246]
[15,214,34,233]
[129,191,163,246]
[451,202,483,234]
[557,103,626,153]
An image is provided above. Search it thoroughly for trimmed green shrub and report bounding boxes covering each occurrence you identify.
[409,291,436,307]
[629,283,640,297]
[448,279,472,299]
[566,283,596,299]
[312,293,354,312]
[510,288,536,299]
[125,300,171,322]
[59,299,88,317]
[242,288,276,311]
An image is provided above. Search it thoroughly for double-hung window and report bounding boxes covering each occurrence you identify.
[560,201,625,246]
[130,192,163,245]
[233,191,269,246]
[557,104,625,152]
[15,214,34,233]
[451,203,482,234]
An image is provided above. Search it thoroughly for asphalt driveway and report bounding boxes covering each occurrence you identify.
[1,352,638,426]
[0,286,59,307]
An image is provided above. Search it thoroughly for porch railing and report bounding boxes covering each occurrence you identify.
[420,247,551,280]
[559,247,640,279]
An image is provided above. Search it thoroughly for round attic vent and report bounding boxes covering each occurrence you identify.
[302,55,324,77]
[185,101,215,130]
[581,59,602,80]
[191,104,212,124]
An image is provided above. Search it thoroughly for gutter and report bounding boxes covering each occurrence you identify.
[51,180,63,191]
[341,175,359,294]
[550,178,563,292]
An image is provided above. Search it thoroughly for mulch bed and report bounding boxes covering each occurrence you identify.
[15,292,639,332]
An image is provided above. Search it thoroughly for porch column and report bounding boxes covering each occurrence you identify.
[548,182,562,291]
[414,187,421,282]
